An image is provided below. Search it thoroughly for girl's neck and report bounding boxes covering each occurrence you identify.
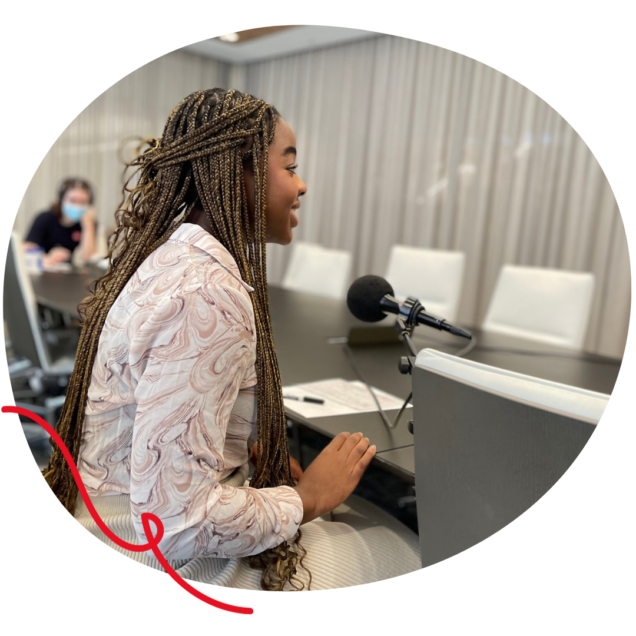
[184,206,214,235]
[184,205,257,243]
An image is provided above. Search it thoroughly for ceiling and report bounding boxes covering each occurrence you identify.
[183,25,378,65]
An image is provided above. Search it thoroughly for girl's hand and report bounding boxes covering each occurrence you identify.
[293,432,376,524]
[44,246,72,265]
[81,206,96,228]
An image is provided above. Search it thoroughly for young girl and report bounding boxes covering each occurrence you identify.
[44,88,420,591]
[24,177,98,266]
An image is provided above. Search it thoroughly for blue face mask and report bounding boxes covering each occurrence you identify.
[62,203,88,223]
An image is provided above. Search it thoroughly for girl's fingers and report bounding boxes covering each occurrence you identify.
[353,445,376,478]
[340,431,364,456]
[328,431,351,451]
[347,436,370,465]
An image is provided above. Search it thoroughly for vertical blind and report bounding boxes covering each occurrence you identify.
[15,37,629,358]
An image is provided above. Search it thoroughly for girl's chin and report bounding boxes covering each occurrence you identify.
[267,231,293,245]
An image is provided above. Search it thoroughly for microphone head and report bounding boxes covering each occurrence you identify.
[347,275,395,322]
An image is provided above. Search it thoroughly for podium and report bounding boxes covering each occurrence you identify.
[411,349,609,568]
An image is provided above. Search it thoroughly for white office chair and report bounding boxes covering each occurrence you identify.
[384,245,466,321]
[281,242,353,300]
[482,265,595,350]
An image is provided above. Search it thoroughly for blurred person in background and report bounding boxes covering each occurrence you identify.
[24,177,98,267]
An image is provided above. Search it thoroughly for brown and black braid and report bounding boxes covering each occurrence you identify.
[43,88,311,591]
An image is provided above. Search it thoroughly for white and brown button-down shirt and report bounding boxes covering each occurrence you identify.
[78,223,303,559]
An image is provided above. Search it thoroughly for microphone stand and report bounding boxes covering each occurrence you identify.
[393,297,422,374]
[341,298,473,431]
[343,312,420,432]
[396,312,419,357]
[390,315,417,429]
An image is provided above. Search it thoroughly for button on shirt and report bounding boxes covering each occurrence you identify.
[78,223,303,559]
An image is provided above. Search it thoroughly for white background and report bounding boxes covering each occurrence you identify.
[1,1,634,633]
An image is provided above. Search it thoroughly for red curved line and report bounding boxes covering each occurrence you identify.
[4,405,253,615]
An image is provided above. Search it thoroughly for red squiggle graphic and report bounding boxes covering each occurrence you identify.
[3,405,253,615]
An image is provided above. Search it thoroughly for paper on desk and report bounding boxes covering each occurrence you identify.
[42,262,73,273]
[282,378,411,419]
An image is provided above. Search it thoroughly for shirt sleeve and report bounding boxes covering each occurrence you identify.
[127,278,303,560]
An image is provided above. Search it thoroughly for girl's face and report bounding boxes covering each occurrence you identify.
[61,187,91,224]
[245,118,307,245]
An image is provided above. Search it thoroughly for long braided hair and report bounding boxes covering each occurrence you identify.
[43,88,310,591]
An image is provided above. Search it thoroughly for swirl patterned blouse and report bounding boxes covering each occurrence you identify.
[77,223,303,560]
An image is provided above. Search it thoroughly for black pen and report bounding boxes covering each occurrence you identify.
[283,395,325,404]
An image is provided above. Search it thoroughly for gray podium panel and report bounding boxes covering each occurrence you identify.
[412,366,596,568]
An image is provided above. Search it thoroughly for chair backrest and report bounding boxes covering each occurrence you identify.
[482,265,595,350]
[412,348,608,568]
[281,242,353,300]
[385,245,466,321]
[4,232,53,370]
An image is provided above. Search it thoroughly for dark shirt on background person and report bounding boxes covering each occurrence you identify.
[25,210,83,254]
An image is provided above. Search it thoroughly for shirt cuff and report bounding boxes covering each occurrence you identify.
[256,484,304,544]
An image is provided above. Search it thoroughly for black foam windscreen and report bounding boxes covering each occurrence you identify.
[346,275,395,322]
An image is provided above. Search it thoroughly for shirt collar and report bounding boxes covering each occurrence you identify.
[169,223,254,293]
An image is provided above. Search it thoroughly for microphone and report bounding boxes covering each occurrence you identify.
[346,275,472,340]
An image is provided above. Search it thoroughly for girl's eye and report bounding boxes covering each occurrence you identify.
[287,164,298,175]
